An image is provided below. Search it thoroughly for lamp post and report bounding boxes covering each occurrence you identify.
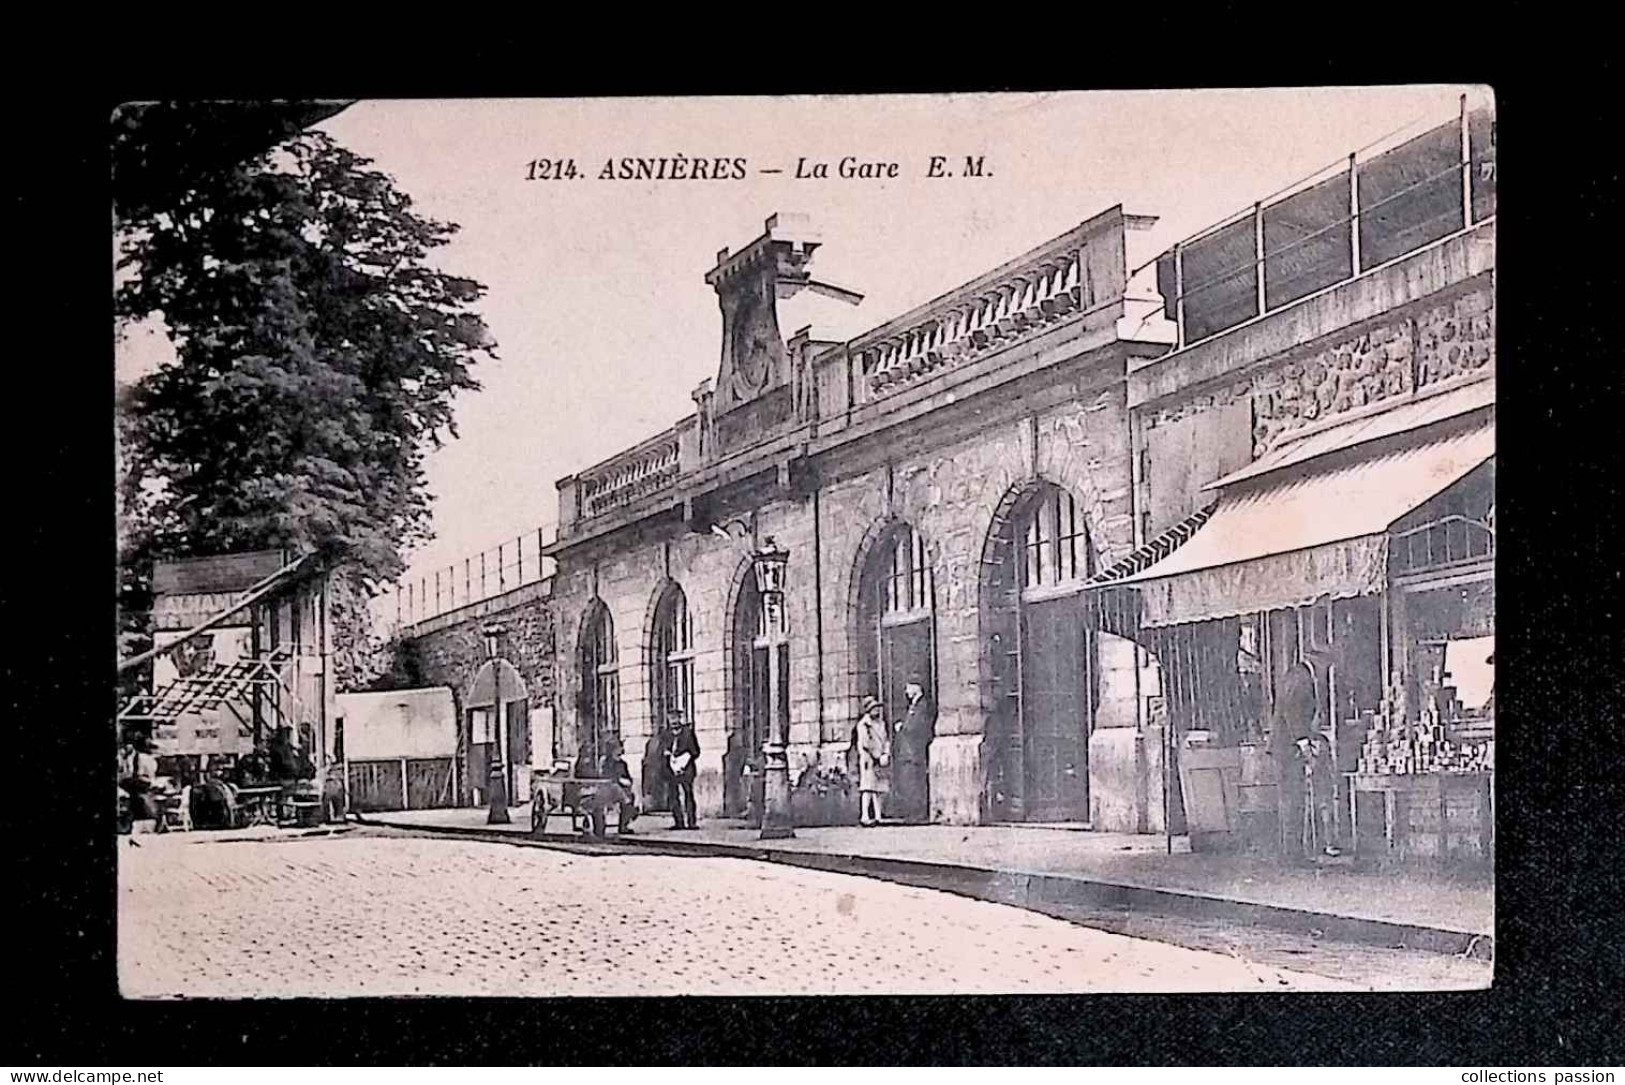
[752,536,795,840]
[481,623,511,825]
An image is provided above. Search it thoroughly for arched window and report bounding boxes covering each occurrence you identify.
[885,523,932,616]
[653,584,694,730]
[581,602,619,757]
[1020,483,1091,591]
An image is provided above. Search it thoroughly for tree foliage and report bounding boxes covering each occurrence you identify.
[112,101,353,223]
[117,127,493,591]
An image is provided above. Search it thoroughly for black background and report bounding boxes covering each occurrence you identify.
[11,29,1621,1067]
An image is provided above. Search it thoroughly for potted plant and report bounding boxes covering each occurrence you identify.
[792,763,859,827]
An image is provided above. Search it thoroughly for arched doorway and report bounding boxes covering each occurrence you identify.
[645,582,695,813]
[578,601,619,768]
[725,564,786,817]
[465,659,528,808]
[982,481,1100,822]
[854,520,936,822]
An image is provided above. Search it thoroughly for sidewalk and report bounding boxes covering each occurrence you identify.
[371,803,1493,955]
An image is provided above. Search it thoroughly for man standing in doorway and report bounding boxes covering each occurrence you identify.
[666,712,700,830]
[890,677,934,823]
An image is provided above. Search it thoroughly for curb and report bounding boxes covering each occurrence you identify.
[366,817,1493,961]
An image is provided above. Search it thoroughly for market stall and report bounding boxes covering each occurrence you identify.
[1103,405,1493,866]
[1346,483,1495,865]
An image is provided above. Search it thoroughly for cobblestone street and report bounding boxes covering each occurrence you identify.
[119,830,1358,997]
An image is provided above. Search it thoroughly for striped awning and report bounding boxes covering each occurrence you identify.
[1112,419,1495,627]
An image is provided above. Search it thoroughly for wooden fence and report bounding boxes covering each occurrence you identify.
[347,756,459,812]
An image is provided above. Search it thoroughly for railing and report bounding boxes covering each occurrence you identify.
[392,525,558,629]
[864,253,1084,395]
[579,432,682,519]
[1154,95,1495,350]
[854,215,1130,401]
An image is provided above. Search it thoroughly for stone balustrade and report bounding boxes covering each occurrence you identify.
[860,242,1094,398]
[580,433,682,519]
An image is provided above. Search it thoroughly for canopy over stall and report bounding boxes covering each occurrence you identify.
[1113,415,1493,628]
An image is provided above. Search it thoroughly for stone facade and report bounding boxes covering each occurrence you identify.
[541,380,1140,826]
[400,208,1173,829]
[398,204,1494,836]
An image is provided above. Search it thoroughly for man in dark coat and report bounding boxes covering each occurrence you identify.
[1271,659,1320,863]
[642,728,671,815]
[666,713,701,829]
[889,677,935,823]
[573,739,606,837]
[600,739,638,836]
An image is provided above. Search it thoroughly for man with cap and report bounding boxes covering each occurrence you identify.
[665,711,701,830]
[855,695,891,827]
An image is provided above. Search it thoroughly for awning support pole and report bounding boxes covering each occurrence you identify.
[1165,663,1173,855]
[1380,587,1392,700]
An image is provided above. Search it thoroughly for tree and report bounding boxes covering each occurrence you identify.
[116,119,493,689]
[112,100,354,223]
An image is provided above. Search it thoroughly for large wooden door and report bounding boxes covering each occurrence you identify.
[1020,595,1090,821]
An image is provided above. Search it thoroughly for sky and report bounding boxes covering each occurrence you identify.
[114,87,1484,611]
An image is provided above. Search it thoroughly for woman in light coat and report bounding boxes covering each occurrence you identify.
[856,696,891,827]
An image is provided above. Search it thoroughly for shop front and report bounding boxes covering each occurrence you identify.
[1104,402,1494,866]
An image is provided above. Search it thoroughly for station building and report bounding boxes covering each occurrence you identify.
[404,103,1496,847]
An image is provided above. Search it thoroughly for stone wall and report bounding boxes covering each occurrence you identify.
[405,585,557,799]
[1136,280,1495,531]
[1415,287,1495,390]
[411,590,556,713]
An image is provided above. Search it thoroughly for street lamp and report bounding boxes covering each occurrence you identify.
[751,536,795,840]
[481,623,511,825]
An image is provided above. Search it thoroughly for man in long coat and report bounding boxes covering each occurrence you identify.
[889,677,934,823]
[1271,659,1319,863]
